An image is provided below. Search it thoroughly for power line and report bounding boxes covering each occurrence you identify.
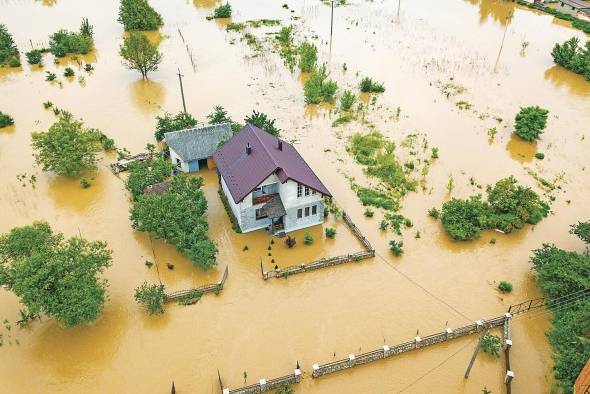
[374,251,473,323]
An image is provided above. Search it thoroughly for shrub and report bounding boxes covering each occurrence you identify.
[130,176,218,270]
[441,196,489,241]
[63,67,75,77]
[340,89,356,111]
[245,110,280,136]
[212,3,232,18]
[208,105,241,133]
[43,101,53,109]
[134,282,166,314]
[25,49,43,65]
[551,36,590,81]
[49,19,94,57]
[0,111,14,128]
[0,222,112,327]
[353,186,399,211]
[154,111,197,141]
[359,77,385,93]
[428,207,439,219]
[514,106,549,141]
[303,232,314,245]
[0,24,20,67]
[118,0,163,31]
[45,71,57,81]
[364,208,374,217]
[304,64,338,104]
[126,157,173,199]
[325,227,336,238]
[84,63,94,72]
[570,220,590,244]
[535,152,545,160]
[119,32,163,79]
[389,240,403,256]
[298,41,317,72]
[31,115,103,177]
[80,177,91,188]
[497,281,513,293]
[431,147,439,159]
[481,333,501,358]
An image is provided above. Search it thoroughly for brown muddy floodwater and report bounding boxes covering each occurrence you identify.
[1,0,589,393]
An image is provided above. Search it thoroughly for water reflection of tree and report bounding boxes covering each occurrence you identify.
[505,133,536,163]
[465,0,515,26]
[544,65,590,97]
[130,79,166,113]
[36,0,57,6]
[193,0,220,9]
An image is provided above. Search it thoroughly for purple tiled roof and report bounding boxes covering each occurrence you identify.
[213,124,331,203]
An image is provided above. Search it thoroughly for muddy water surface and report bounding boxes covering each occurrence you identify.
[1,0,589,393]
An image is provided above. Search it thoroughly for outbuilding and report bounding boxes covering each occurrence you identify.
[164,123,232,173]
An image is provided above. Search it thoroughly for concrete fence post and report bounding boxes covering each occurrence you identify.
[222,389,229,394]
[312,364,320,378]
[294,369,301,383]
[504,370,515,383]
[414,336,422,348]
[504,339,513,350]
[259,378,266,391]
[475,320,484,331]
[446,327,453,339]
[383,345,390,357]
[348,354,356,367]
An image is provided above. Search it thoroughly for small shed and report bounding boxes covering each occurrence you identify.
[556,0,590,19]
[164,123,232,173]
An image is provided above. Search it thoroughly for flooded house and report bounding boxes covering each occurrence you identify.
[213,124,331,235]
[164,123,232,173]
[555,0,590,20]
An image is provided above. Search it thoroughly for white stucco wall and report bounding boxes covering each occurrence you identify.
[220,175,242,227]
[169,147,189,172]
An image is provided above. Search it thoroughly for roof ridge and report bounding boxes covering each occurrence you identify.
[248,123,281,170]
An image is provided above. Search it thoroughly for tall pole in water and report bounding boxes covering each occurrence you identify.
[397,0,401,20]
[177,68,187,113]
[493,11,513,73]
[330,0,334,38]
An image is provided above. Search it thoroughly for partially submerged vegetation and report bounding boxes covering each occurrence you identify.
[0,24,20,67]
[438,176,549,241]
[118,0,163,31]
[514,106,549,141]
[304,64,338,104]
[49,18,94,57]
[531,223,590,393]
[0,111,14,128]
[0,221,112,327]
[119,32,163,79]
[134,282,166,315]
[551,37,590,81]
[126,156,173,200]
[209,3,232,19]
[154,111,197,141]
[359,77,385,93]
[129,175,218,271]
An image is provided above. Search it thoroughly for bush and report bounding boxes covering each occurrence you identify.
[80,177,91,188]
[325,227,336,238]
[45,71,57,81]
[0,111,14,128]
[64,67,75,77]
[364,208,374,217]
[134,282,166,314]
[535,152,545,160]
[304,64,338,104]
[389,240,403,256]
[31,114,103,177]
[25,49,43,65]
[340,89,356,111]
[84,63,94,72]
[130,176,218,270]
[514,106,549,141]
[551,37,590,81]
[154,111,197,141]
[0,24,20,67]
[118,0,163,31]
[245,110,280,136]
[303,232,314,245]
[497,281,513,293]
[353,186,399,211]
[0,222,112,327]
[428,207,439,219]
[481,333,501,358]
[212,3,232,18]
[49,19,94,57]
[126,157,173,199]
[120,32,163,79]
[298,41,317,72]
[441,196,490,241]
[359,77,385,93]
[570,220,590,244]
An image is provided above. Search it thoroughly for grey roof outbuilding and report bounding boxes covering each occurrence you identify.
[164,123,232,162]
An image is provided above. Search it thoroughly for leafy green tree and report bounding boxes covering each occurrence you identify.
[0,222,112,327]
[514,106,549,141]
[440,196,489,241]
[130,176,218,270]
[25,49,43,65]
[126,157,173,199]
[118,0,163,31]
[31,115,102,177]
[207,106,241,133]
[0,111,14,128]
[570,220,590,244]
[245,110,280,136]
[298,41,317,72]
[154,111,197,141]
[551,37,590,81]
[211,3,232,18]
[119,32,163,79]
[134,282,166,314]
[0,24,20,67]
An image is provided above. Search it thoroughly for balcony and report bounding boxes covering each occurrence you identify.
[252,193,278,205]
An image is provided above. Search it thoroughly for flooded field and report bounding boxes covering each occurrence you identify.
[1,0,589,392]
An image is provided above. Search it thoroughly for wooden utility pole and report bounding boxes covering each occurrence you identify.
[217,369,224,393]
[177,68,187,113]
[493,11,514,73]
[330,0,334,38]
[464,331,486,379]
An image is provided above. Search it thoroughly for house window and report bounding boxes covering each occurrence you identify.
[175,158,181,168]
[311,189,317,195]
[312,205,317,215]
[305,186,310,196]
[297,208,303,218]
[255,208,267,220]
[297,183,303,198]
[305,207,310,217]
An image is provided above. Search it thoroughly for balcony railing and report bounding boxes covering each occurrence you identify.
[252,193,278,205]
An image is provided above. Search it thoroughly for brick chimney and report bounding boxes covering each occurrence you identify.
[278,140,283,151]
[246,142,252,155]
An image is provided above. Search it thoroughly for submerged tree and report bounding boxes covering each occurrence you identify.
[126,156,173,200]
[0,222,112,327]
[134,282,166,314]
[119,32,162,79]
[118,0,163,31]
[245,110,280,136]
[514,106,549,141]
[154,111,197,141]
[0,24,20,67]
[31,114,102,177]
